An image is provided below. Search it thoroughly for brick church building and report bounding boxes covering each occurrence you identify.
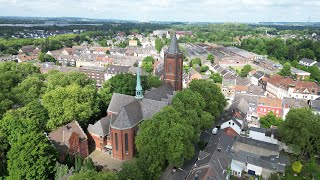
[87,33,183,160]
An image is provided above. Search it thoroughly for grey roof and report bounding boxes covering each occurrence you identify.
[107,93,136,114]
[230,98,249,114]
[315,62,320,67]
[222,78,236,87]
[247,85,265,96]
[167,33,181,54]
[232,151,286,173]
[310,99,320,111]
[282,97,308,109]
[235,136,279,152]
[140,98,168,120]
[144,83,174,101]
[112,100,143,129]
[300,58,316,64]
[249,127,267,133]
[106,65,130,74]
[193,130,234,180]
[88,116,111,137]
[253,71,264,79]
[236,77,250,86]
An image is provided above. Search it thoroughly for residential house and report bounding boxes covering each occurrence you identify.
[250,71,265,86]
[309,99,320,114]
[218,112,244,136]
[299,58,316,67]
[57,54,79,66]
[248,127,278,145]
[235,85,248,94]
[19,45,35,54]
[48,121,89,162]
[266,74,319,100]
[230,94,259,124]
[80,66,106,87]
[282,98,308,119]
[221,78,236,101]
[291,67,310,80]
[105,65,131,80]
[187,130,234,180]
[236,76,251,86]
[61,48,75,56]
[17,54,38,62]
[231,136,287,179]
[47,50,63,59]
[257,97,282,118]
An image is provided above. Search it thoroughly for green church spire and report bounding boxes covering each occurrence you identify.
[135,67,143,99]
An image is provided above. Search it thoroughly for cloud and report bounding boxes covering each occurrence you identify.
[0,0,319,22]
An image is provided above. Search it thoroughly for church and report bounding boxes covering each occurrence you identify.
[87,33,183,160]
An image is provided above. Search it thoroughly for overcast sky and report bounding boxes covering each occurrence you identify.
[0,0,320,22]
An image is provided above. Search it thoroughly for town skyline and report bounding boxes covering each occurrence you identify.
[1,0,320,22]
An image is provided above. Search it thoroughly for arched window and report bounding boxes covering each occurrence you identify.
[115,133,118,151]
[125,133,129,153]
[168,63,172,73]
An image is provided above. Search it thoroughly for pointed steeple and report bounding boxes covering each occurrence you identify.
[135,67,143,99]
[167,32,181,54]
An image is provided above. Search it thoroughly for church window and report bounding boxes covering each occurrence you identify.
[125,133,129,153]
[115,133,118,151]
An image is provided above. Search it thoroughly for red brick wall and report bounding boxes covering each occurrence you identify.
[164,54,183,91]
[79,139,89,158]
[257,106,282,117]
[88,133,106,151]
[111,127,136,160]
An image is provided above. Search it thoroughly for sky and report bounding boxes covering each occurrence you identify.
[0,0,320,22]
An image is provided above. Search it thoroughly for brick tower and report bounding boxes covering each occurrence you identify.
[164,32,183,91]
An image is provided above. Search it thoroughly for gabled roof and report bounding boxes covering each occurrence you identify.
[253,71,265,79]
[48,121,87,155]
[235,136,279,152]
[167,33,181,54]
[299,58,316,64]
[88,116,111,137]
[107,93,136,114]
[144,83,174,101]
[111,100,143,129]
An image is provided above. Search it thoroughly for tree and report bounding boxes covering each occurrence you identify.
[43,84,100,129]
[13,75,45,106]
[74,154,83,173]
[301,157,320,178]
[259,112,283,128]
[298,48,315,60]
[0,100,49,144]
[172,89,213,141]
[239,64,252,77]
[279,108,320,158]
[106,50,110,54]
[38,52,45,62]
[155,38,164,53]
[7,132,57,179]
[118,160,144,180]
[136,107,195,178]
[267,173,280,180]
[207,54,214,63]
[82,158,95,172]
[190,58,202,67]
[279,62,291,77]
[308,65,320,82]
[210,72,223,83]
[189,80,226,119]
[46,71,94,91]
[292,161,303,174]
[69,171,118,180]
[54,163,70,180]
[99,74,161,107]
[0,130,8,177]
[141,56,155,73]
[200,66,209,72]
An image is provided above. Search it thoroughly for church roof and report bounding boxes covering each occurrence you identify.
[144,83,174,101]
[88,116,111,137]
[107,93,136,114]
[167,33,181,54]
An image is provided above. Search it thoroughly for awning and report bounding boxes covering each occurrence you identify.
[105,145,112,149]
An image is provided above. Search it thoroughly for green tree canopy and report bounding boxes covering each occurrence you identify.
[172,89,213,141]
[279,62,291,77]
[190,58,202,67]
[155,38,164,53]
[239,64,252,77]
[259,112,283,128]
[46,71,94,91]
[292,161,303,174]
[200,66,209,72]
[207,54,214,62]
[210,72,223,83]
[7,132,57,179]
[279,108,320,158]
[43,84,100,129]
[118,160,144,180]
[136,106,195,178]
[141,56,155,73]
[13,75,45,106]
[189,80,226,119]
[69,171,118,180]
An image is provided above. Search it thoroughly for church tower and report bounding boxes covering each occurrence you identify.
[164,32,183,91]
